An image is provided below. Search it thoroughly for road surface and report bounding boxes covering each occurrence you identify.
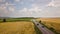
[32,19,55,34]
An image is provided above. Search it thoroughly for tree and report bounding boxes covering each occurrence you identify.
[3,18,6,22]
[39,20,41,23]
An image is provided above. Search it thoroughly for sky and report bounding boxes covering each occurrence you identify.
[0,0,60,17]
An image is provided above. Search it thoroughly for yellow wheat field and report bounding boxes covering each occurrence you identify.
[0,21,36,34]
[36,18,60,33]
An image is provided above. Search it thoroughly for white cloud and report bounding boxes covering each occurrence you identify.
[0,0,60,17]
[0,0,5,2]
[19,4,60,17]
[17,5,42,17]
[41,6,60,17]
[0,2,15,12]
[47,0,60,7]
[28,7,42,12]
[0,5,9,17]
[8,6,15,12]
[0,5,7,13]
[0,2,16,17]
[46,0,55,7]
[31,4,42,12]
[54,0,60,7]
[20,5,42,13]
[5,2,15,6]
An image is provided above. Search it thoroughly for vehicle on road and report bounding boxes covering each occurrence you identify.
[37,24,39,25]
[42,26,44,28]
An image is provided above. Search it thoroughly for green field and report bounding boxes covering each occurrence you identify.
[0,17,35,22]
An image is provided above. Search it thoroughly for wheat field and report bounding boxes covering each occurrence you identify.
[36,18,60,33]
[0,21,36,34]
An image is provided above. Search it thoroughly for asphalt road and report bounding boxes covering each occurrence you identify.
[32,19,55,34]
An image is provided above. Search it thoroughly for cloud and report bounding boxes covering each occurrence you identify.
[54,0,60,7]
[0,4,8,17]
[41,6,60,17]
[47,0,60,7]
[15,5,42,17]
[33,0,51,6]
[0,5,7,13]
[0,0,5,2]
[46,0,55,7]
[8,6,15,12]
[0,1,16,17]
[0,0,60,17]
[9,2,60,17]
[5,2,15,6]
[0,2,15,12]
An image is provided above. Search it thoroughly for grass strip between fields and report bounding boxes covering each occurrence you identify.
[0,18,32,22]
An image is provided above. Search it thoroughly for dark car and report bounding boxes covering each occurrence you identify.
[42,26,44,28]
[37,24,39,25]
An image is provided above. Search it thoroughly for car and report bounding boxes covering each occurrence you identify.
[37,24,39,25]
[42,26,44,28]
